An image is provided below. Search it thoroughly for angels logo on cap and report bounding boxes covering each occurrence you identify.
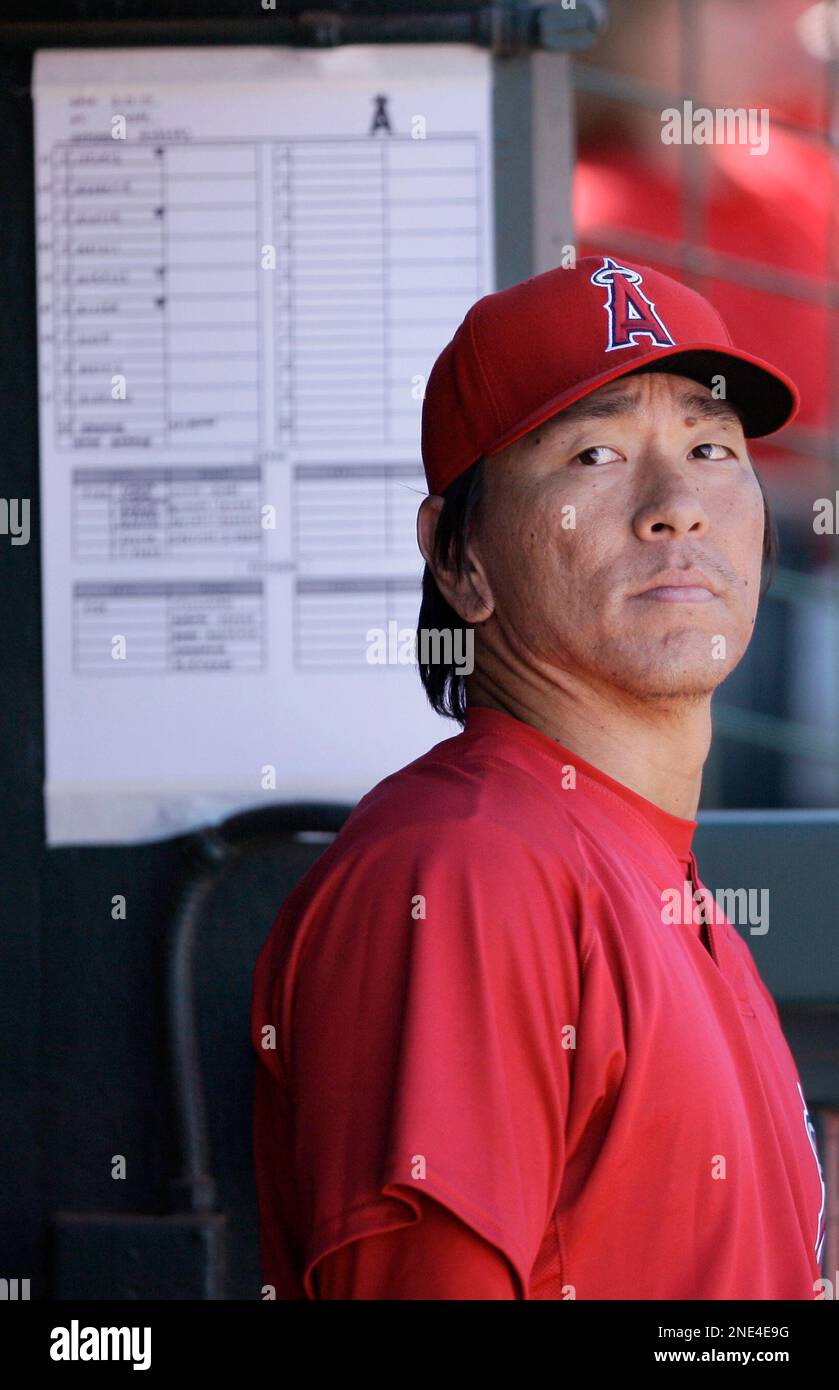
[420,253,801,497]
[590,256,677,352]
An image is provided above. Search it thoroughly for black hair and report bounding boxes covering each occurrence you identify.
[417,455,486,725]
[417,436,779,726]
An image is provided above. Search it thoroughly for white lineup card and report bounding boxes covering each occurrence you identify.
[33,44,494,845]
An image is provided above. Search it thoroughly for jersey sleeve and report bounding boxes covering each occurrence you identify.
[312,1191,520,1299]
[281,817,587,1299]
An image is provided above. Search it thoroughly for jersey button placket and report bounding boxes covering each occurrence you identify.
[689,851,756,1017]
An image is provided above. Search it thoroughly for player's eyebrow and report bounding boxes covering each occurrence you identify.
[549,388,745,431]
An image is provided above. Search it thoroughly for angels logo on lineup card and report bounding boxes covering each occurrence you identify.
[590,255,677,352]
[798,1081,827,1266]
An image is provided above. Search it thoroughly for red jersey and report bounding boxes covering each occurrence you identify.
[250,704,826,1299]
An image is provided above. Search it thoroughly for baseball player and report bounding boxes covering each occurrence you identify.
[250,254,827,1299]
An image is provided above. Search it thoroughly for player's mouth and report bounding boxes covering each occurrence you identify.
[631,569,720,603]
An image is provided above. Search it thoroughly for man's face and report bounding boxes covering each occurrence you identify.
[460,370,766,702]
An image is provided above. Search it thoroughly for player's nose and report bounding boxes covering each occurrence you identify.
[631,474,711,541]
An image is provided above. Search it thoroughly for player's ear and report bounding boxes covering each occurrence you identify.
[417,495,494,623]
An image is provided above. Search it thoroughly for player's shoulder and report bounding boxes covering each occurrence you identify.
[305,723,588,890]
[253,728,593,1013]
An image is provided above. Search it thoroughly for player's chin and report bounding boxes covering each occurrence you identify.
[617,637,740,695]
[619,664,730,702]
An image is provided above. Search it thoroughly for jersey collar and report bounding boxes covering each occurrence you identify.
[461,704,698,874]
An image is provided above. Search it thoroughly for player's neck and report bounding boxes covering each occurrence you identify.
[466,677,710,822]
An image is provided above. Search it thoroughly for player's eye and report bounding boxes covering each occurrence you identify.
[690,442,734,460]
[572,441,735,466]
[573,445,621,466]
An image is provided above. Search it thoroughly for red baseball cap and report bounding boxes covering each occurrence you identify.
[420,254,800,496]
